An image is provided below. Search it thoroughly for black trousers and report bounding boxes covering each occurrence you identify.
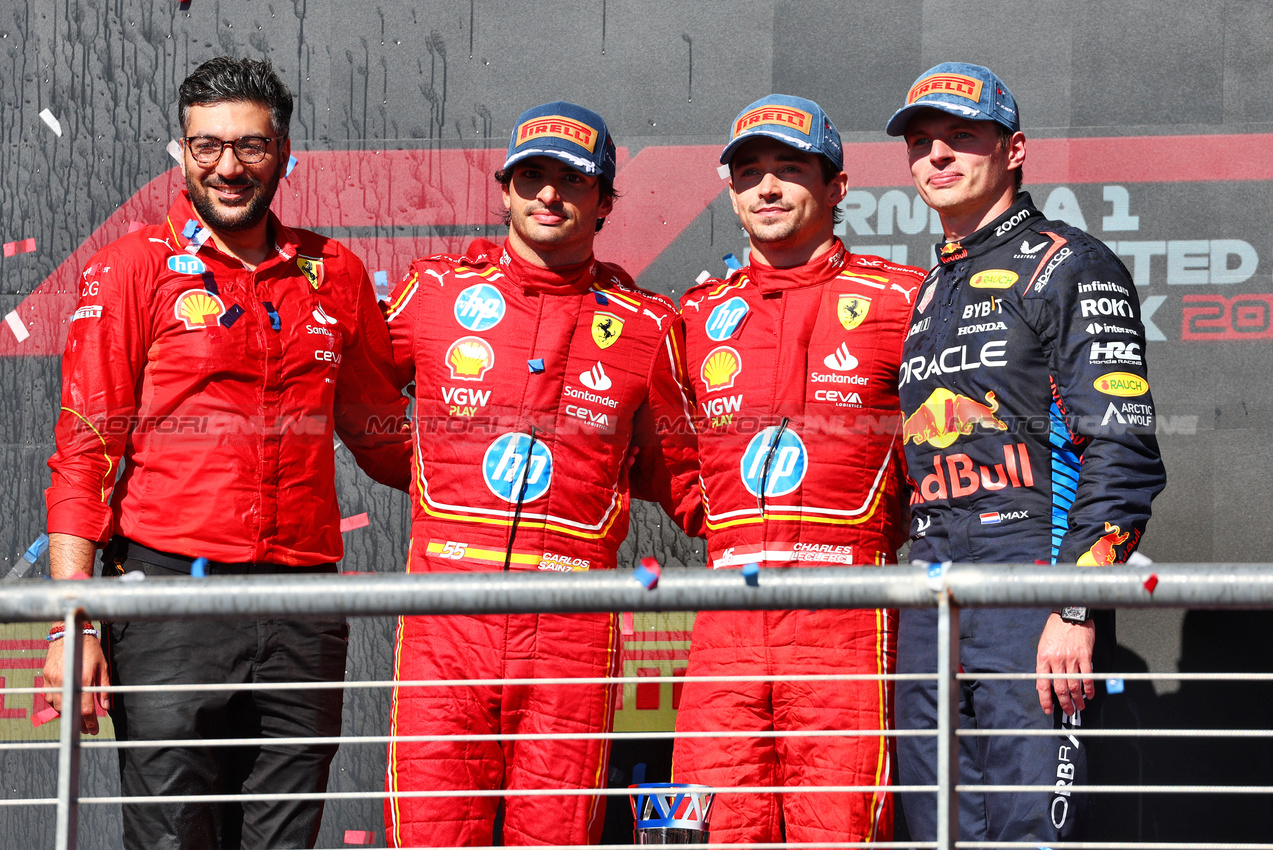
[895,606,1106,844]
[104,555,348,850]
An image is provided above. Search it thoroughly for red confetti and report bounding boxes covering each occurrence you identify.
[127,221,146,233]
[1143,573,1159,593]
[3,238,36,257]
[31,706,59,728]
[339,513,369,533]
[68,571,91,581]
[621,611,634,635]
[343,830,374,845]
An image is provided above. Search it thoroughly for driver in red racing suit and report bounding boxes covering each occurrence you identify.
[381,102,702,848]
[672,94,926,845]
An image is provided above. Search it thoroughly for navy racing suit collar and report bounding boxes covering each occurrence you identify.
[934,192,1040,265]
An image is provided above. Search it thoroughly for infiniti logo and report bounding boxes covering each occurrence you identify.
[580,362,612,391]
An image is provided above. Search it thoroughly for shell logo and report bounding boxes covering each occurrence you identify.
[446,336,495,381]
[701,345,741,392]
[174,288,225,330]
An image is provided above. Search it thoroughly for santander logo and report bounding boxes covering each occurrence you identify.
[823,342,859,372]
[580,362,612,391]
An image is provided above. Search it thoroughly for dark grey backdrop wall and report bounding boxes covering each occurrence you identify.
[1,1,1269,846]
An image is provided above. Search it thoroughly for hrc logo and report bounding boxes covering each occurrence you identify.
[907,73,984,104]
[732,105,812,138]
[516,115,598,152]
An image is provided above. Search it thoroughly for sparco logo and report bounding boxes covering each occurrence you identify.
[1033,247,1073,291]
[994,209,1032,236]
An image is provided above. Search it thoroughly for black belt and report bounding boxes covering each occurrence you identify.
[104,536,338,576]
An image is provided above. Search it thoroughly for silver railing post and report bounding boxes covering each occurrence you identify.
[935,589,960,850]
[55,608,83,850]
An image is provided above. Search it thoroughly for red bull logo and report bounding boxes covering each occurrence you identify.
[903,388,1007,449]
[939,241,968,264]
[1077,522,1130,566]
[910,442,1034,504]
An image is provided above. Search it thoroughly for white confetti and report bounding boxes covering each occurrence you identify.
[5,310,29,343]
[716,164,731,179]
[167,139,182,164]
[695,270,710,285]
[38,108,62,137]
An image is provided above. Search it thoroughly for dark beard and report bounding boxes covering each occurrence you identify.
[186,164,282,233]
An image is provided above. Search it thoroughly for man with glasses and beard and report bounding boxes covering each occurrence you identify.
[42,57,409,850]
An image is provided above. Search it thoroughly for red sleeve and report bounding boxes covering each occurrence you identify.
[381,262,422,392]
[333,248,412,492]
[45,244,153,544]
[630,315,704,538]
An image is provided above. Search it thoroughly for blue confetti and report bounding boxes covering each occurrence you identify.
[182,219,199,239]
[219,304,245,328]
[1105,678,1125,695]
[191,557,208,578]
[593,291,609,305]
[527,358,545,373]
[262,301,281,331]
[285,154,299,178]
[742,562,759,587]
[22,533,49,564]
[633,762,646,785]
[373,270,390,299]
[723,253,742,272]
[633,563,659,590]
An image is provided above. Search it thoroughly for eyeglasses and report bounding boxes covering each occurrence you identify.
[181,135,284,165]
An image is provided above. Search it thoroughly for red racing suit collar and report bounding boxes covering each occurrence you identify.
[745,240,849,295]
[476,238,599,296]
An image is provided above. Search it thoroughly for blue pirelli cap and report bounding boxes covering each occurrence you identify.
[503,101,617,182]
[720,94,843,172]
[886,62,1021,136]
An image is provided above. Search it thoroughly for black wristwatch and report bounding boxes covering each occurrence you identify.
[1057,606,1089,624]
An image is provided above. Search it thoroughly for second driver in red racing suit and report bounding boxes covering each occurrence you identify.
[381,102,702,848]
[672,94,927,846]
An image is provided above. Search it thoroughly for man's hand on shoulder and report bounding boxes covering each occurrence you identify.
[1036,613,1096,716]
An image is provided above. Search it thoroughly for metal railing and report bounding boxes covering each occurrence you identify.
[4,562,1273,850]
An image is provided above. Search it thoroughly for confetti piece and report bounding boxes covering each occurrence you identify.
[926,561,949,592]
[632,762,646,784]
[593,291,609,305]
[716,164,731,179]
[373,270,390,298]
[127,221,146,233]
[1143,573,1158,594]
[621,611,634,635]
[22,534,49,564]
[5,310,29,343]
[31,706,59,728]
[68,571,91,581]
[167,139,182,164]
[1105,678,1125,695]
[343,830,374,845]
[182,219,199,239]
[527,358,544,373]
[742,562,759,587]
[190,557,208,578]
[340,513,369,533]
[633,557,660,590]
[38,108,62,137]
[286,154,299,177]
[3,238,36,257]
[118,570,146,583]
[723,253,742,271]
[695,270,710,285]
